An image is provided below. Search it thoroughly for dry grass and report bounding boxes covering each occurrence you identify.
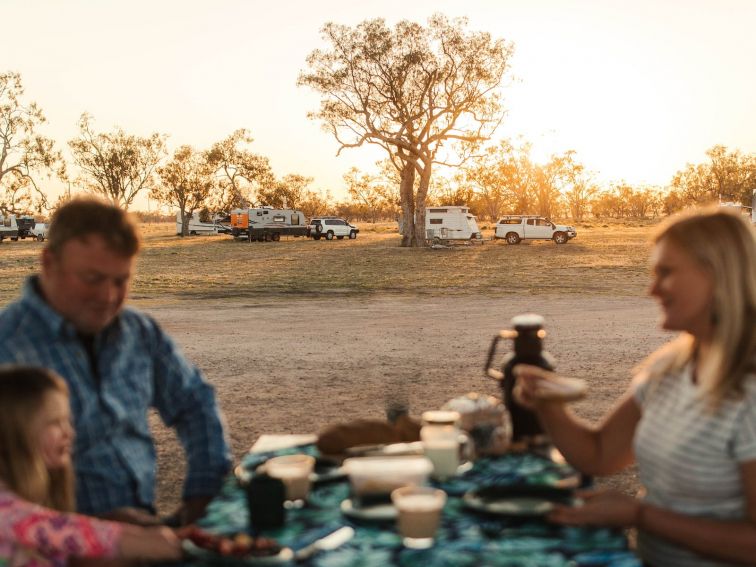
[0,222,656,306]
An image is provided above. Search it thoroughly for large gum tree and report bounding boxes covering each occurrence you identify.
[299,14,514,246]
[0,72,62,215]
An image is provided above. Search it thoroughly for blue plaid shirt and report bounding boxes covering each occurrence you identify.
[0,277,231,515]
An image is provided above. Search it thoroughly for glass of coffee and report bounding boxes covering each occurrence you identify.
[264,454,315,506]
[391,486,447,549]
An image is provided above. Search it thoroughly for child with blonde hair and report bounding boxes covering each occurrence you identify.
[0,366,182,566]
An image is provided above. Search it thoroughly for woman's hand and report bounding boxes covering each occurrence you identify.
[549,489,642,528]
[512,364,563,409]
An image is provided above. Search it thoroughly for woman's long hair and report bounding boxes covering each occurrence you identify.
[640,207,756,408]
[0,366,75,511]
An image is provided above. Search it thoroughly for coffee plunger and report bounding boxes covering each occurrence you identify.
[484,313,555,445]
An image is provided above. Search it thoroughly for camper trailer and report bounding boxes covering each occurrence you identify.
[175,211,221,235]
[229,207,308,241]
[719,200,755,224]
[0,214,19,242]
[399,206,482,245]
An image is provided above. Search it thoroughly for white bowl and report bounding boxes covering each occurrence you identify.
[342,456,433,496]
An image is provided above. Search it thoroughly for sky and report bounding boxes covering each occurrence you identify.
[3,0,755,209]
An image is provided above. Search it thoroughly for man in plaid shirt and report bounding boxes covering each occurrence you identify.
[0,198,231,526]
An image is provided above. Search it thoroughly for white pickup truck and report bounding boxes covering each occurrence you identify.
[494,215,577,244]
[30,223,49,241]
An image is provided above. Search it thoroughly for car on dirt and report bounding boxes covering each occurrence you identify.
[307,217,359,240]
[494,215,577,244]
[30,223,49,241]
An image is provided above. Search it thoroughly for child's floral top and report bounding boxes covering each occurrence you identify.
[0,486,121,567]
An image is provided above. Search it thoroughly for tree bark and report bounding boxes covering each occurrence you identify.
[399,162,416,247]
[413,161,433,247]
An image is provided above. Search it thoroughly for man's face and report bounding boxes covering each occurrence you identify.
[41,234,136,334]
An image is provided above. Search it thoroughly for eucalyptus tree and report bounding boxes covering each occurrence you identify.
[671,145,756,206]
[0,72,62,214]
[299,14,514,246]
[69,114,166,209]
[257,173,313,209]
[153,145,215,236]
[205,129,273,211]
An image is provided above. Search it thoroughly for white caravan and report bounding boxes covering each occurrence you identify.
[719,197,755,225]
[423,206,482,244]
[0,214,19,242]
[228,207,308,241]
[175,211,221,235]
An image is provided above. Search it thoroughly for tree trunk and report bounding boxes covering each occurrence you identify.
[399,162,416,247]
[413,162,433,247]
[181,210,190,237]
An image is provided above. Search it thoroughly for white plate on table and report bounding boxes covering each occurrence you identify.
[462,485,574,517]
[182,539,294,565]
[340,498,397,521]
[463,492,557,516]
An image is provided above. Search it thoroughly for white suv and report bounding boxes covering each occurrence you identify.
[494,215,577,244]
[307,217,359,240]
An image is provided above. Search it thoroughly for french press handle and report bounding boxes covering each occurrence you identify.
[484,330,518,380]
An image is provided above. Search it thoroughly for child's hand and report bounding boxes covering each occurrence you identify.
[100,507,162,526]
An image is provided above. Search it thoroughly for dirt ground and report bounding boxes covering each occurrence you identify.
[145,294,670,514]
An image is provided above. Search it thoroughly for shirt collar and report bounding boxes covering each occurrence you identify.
[21,275,122,339]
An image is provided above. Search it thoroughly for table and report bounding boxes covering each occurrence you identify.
[194,435,640,566]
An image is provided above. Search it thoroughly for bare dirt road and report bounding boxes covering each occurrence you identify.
[145,294,670,513]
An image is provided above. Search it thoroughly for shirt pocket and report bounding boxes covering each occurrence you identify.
[101,355,154,426]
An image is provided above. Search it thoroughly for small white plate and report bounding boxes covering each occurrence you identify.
[340,498,397,521]
[432,460,473,481]
[462,490,561,517]
[533,376,587,402]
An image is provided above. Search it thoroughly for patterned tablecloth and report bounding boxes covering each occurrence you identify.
[193,441,640,567]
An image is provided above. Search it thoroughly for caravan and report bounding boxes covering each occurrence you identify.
[719,199,755,225]
[175,211,222,235]
[228,207,308,241]
[412,206,483,245]
[0,214,19,242]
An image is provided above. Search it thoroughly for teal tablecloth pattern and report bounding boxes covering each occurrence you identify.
[194,444,640,566]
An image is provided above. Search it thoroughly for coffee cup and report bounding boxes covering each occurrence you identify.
[263,454,315,504]
[391,486,446,549]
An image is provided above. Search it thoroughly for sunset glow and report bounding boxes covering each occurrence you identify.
[3,0,754,207]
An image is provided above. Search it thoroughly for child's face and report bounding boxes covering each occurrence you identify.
[33,390,75,469]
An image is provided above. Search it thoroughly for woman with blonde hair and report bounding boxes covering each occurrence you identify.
[515,207,756,566]
[0,366,182,566]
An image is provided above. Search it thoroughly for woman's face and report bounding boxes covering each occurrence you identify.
[32,390,75,470]
[649,238,715,339]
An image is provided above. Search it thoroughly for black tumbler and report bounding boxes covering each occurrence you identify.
[245,473,285,534]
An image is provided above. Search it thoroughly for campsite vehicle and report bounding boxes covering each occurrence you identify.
[719,200,755,224]
[228,207,308,241]
[176,211,222,235]
[30,223,49,241]
[0,214,19,242]
[399,206,482,245]
[494,215,577,244]
[15,216,36,239]
[307,217,359,240]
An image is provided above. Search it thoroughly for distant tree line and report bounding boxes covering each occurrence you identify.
[3,11,755,244]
